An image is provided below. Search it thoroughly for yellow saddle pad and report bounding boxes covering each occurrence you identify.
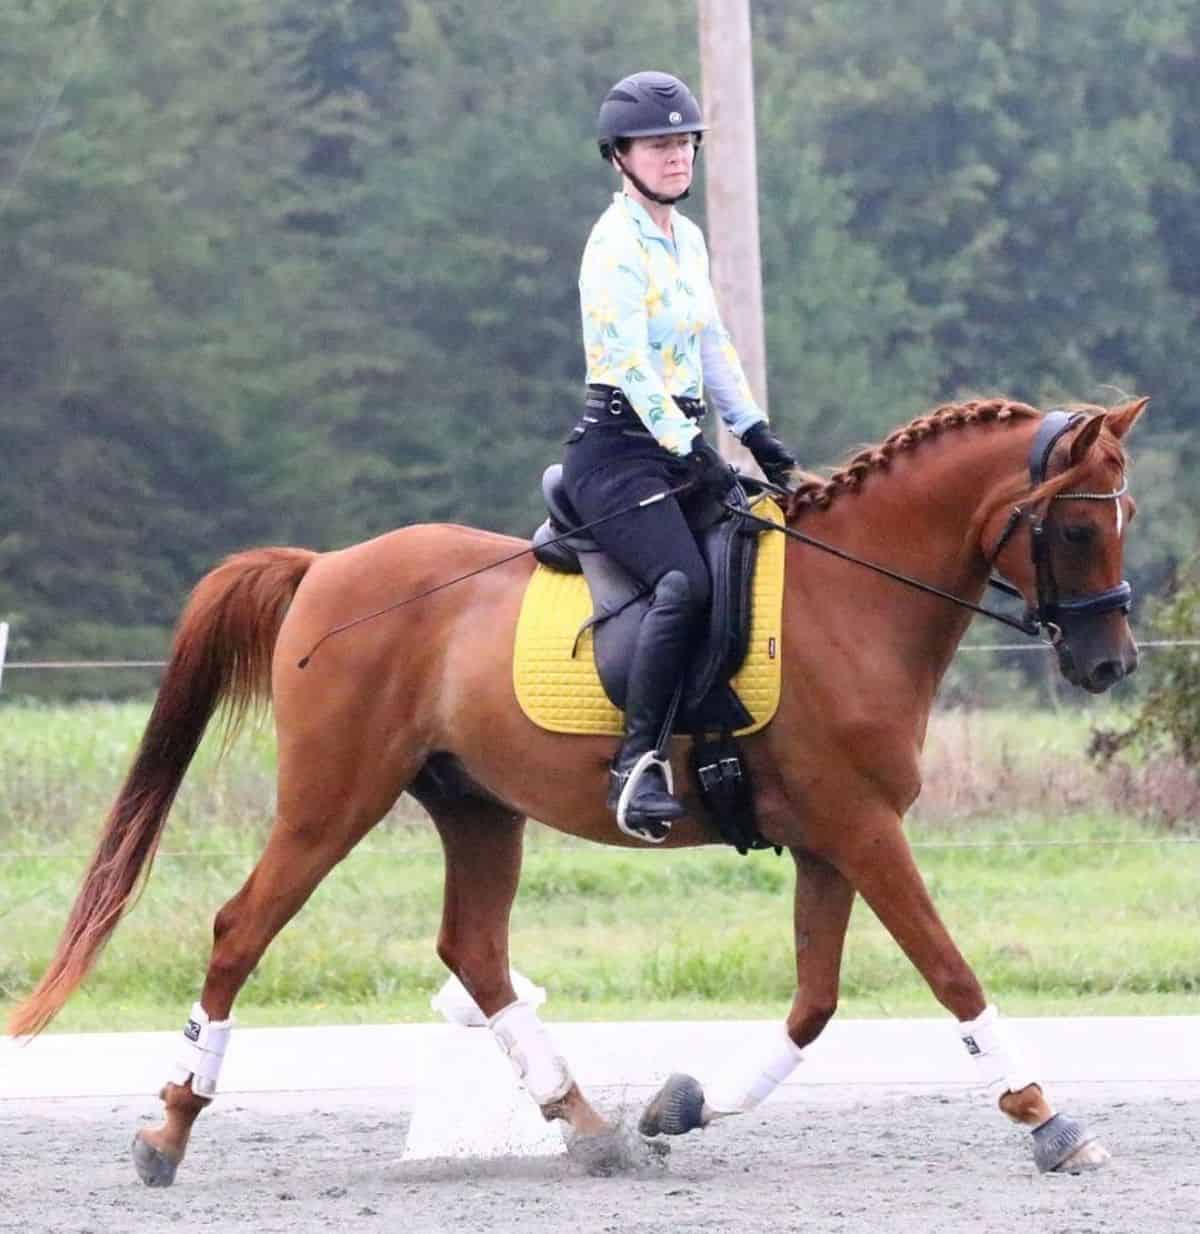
[513,497,785,736]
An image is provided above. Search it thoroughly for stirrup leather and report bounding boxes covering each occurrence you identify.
[614,750,675,844]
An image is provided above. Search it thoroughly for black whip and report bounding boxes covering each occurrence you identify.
[297,479,698,668]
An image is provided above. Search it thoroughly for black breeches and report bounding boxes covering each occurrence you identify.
[562,432,711,616]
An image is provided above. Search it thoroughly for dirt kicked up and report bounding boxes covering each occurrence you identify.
[2,1084,1196,1234]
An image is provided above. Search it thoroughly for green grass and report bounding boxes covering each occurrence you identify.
[1,701,1197,1031]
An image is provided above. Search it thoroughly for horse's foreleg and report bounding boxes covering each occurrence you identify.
[784,850,856,1047]
[641,849,855,1137]
[430,801,609,1139]
[833,809,1108,1172]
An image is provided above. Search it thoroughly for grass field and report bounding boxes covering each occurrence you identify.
[1,700,1197,1031]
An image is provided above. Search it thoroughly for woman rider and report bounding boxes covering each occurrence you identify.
[563,69,800,843]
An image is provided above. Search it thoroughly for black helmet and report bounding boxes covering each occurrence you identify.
[596,71,706,162]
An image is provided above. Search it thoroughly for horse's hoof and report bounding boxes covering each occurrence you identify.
[639,1073,706,1137]
[1054,1138,1111,1173]
[132,1132,181,1187]
[566,1126,669,1177]
[1032,1113,1108,1174]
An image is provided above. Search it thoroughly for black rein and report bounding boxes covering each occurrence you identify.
[731,410,1132,644]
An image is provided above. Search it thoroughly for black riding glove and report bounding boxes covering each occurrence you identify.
[742,421,799,489]
[685,436,740,500]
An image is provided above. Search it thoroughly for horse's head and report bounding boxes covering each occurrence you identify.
[984,399,1148,693]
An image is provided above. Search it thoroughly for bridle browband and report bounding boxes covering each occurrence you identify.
[984,410,1131,642]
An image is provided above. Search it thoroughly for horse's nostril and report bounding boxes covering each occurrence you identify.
[1092,659,1124,689]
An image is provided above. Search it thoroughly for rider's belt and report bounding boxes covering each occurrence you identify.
[583,383,707,426]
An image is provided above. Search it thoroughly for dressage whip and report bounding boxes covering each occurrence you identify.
[297,479,698,667]
[298,471,1055,669]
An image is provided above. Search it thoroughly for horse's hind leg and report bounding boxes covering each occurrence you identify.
[424,787,612,1143]
[132,742,419,1187]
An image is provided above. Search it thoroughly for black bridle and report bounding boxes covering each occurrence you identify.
[730,410,1131,644]
[983,410,1131,642]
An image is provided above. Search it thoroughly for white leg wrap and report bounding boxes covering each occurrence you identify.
[702,1025,804,1119]
[958,1004,1040,1098]
[488,1000,573,1106]
[169,1002,233,1099]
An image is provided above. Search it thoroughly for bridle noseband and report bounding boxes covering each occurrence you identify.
[986,411,1132,643]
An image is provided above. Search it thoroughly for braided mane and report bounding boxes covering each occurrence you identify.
[784,398,1042,519]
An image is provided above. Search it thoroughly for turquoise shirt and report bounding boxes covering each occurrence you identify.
[579,192,766,456]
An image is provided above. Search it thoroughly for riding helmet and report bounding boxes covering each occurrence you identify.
[596,70,707,162]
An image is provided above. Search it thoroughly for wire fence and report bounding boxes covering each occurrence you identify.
[1,837,1197,866]
[2,623,1197,864]
[4,643,1199,676]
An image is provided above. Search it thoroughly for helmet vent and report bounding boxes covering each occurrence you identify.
[605,88,639,104]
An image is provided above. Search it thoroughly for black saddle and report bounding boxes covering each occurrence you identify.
[530,464,762,734]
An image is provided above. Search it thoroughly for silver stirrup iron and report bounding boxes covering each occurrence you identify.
[615,749,674,843]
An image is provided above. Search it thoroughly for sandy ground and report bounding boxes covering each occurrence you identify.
[2,1084,1196,1234]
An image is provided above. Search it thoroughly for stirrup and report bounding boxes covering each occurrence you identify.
[614,750,675,844]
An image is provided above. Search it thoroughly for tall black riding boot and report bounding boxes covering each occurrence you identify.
[608,569,698,843]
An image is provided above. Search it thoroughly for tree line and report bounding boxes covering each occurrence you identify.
[2,0,1197,672]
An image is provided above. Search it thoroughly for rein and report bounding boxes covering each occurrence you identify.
[725,502,1039,638]
[732,410,1131,644]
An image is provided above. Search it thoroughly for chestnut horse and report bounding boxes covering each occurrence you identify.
[9,396,1145,1185]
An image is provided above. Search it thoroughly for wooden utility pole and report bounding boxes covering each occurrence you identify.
[698,0,765,469]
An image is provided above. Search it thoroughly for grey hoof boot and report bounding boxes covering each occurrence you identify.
[132,1134,180,1187]
[639,1073,706,1137]
[1031,1113,1103,1173]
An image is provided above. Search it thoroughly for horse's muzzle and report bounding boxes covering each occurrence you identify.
[1057,629,1139,694]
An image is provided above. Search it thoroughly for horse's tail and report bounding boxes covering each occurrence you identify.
[7,546,318,1038]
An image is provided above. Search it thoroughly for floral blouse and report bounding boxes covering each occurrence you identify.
[579,192,766,456]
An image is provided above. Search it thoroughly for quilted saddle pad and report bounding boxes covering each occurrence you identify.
[512,497,786,736]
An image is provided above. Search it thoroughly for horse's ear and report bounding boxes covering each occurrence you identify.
[1068,414,1106,466]
[1104,396,1149,440]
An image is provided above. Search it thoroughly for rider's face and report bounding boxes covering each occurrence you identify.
[624,134,695,198]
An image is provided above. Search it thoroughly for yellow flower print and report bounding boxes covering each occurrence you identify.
[660,347,681,385]
[645,282,665,317]
[588,294,617,331]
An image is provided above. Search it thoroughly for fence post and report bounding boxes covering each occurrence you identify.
[0,622,8,692]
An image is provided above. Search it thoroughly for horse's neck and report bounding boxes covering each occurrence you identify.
[790,423,1031,701]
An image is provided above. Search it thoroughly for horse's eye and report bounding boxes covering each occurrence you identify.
[1063,524,1094,545]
